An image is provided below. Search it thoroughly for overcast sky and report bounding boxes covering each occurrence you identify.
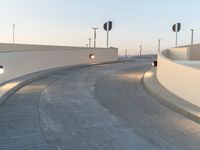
[0,0,200,55]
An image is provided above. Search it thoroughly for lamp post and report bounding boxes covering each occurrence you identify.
[158,39,161,53]
[175,28,178,47]
[92,28,98,48]
[139,45,142,59]
[191,29,194,45]
[88,38,92,47]
[13,24,15,44]
[125,49,128,59]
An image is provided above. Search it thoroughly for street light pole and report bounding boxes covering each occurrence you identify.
[191,29,194,45]
[13,24,15,44]
[88,38,92,48]
[140,45,142,59]
[125,49,128,59]
[158,39,161,53]
[92,28,98,48]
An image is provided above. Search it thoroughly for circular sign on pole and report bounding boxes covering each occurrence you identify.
[172,24,176,32]
[172,22,181,47]
[172,23,181,32]
[103,21,112,31]
[103,21,113,48]
[103,23,107,31]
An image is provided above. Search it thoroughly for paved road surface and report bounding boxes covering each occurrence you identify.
[1,61,200,150]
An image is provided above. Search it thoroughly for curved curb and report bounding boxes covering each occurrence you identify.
[0,64,93,105]
[0,67,63,105]
[142,68,200,124]
[0,60,133,105]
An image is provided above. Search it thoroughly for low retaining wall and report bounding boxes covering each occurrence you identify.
[0,43,118,84]
[157,48,200,107]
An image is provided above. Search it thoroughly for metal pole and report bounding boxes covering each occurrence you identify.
[88,38,92,47]
[92,28,98,48]
[191,29,194,45]
[140,45,142,59]
[13,24,15,44]
[158,39,161,53]
[94,30,96,47]
[125,49,127,59]
[175,24,178,47]
[107,22,109,48]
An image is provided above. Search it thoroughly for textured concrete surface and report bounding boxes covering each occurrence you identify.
[1,61,200,150]
[0,64,90,105]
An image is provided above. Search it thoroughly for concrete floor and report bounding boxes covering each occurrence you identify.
[1,61,200,150]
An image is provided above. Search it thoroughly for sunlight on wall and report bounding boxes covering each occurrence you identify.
[145,71,153,78]
[0,81,20,96]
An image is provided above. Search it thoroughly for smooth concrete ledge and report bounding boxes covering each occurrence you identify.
[143,68,200,124]
[0,60,123,105]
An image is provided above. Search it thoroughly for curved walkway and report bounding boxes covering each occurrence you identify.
[0,61,200,150]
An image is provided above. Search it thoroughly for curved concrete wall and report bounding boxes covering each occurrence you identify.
[0,43,118,84]
[157,47,200,107]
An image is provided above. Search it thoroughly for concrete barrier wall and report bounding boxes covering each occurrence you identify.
[157,49,200,107]
[179,43,200,60]
[168,47,190,60]
[0,43,118,84]
[189,44,200,60]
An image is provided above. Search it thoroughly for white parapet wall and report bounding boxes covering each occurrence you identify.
[167,47,190,60]
[157,45,200,107]
[0,43,118,84]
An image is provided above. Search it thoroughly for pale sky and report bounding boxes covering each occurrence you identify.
[0,0,200,55]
